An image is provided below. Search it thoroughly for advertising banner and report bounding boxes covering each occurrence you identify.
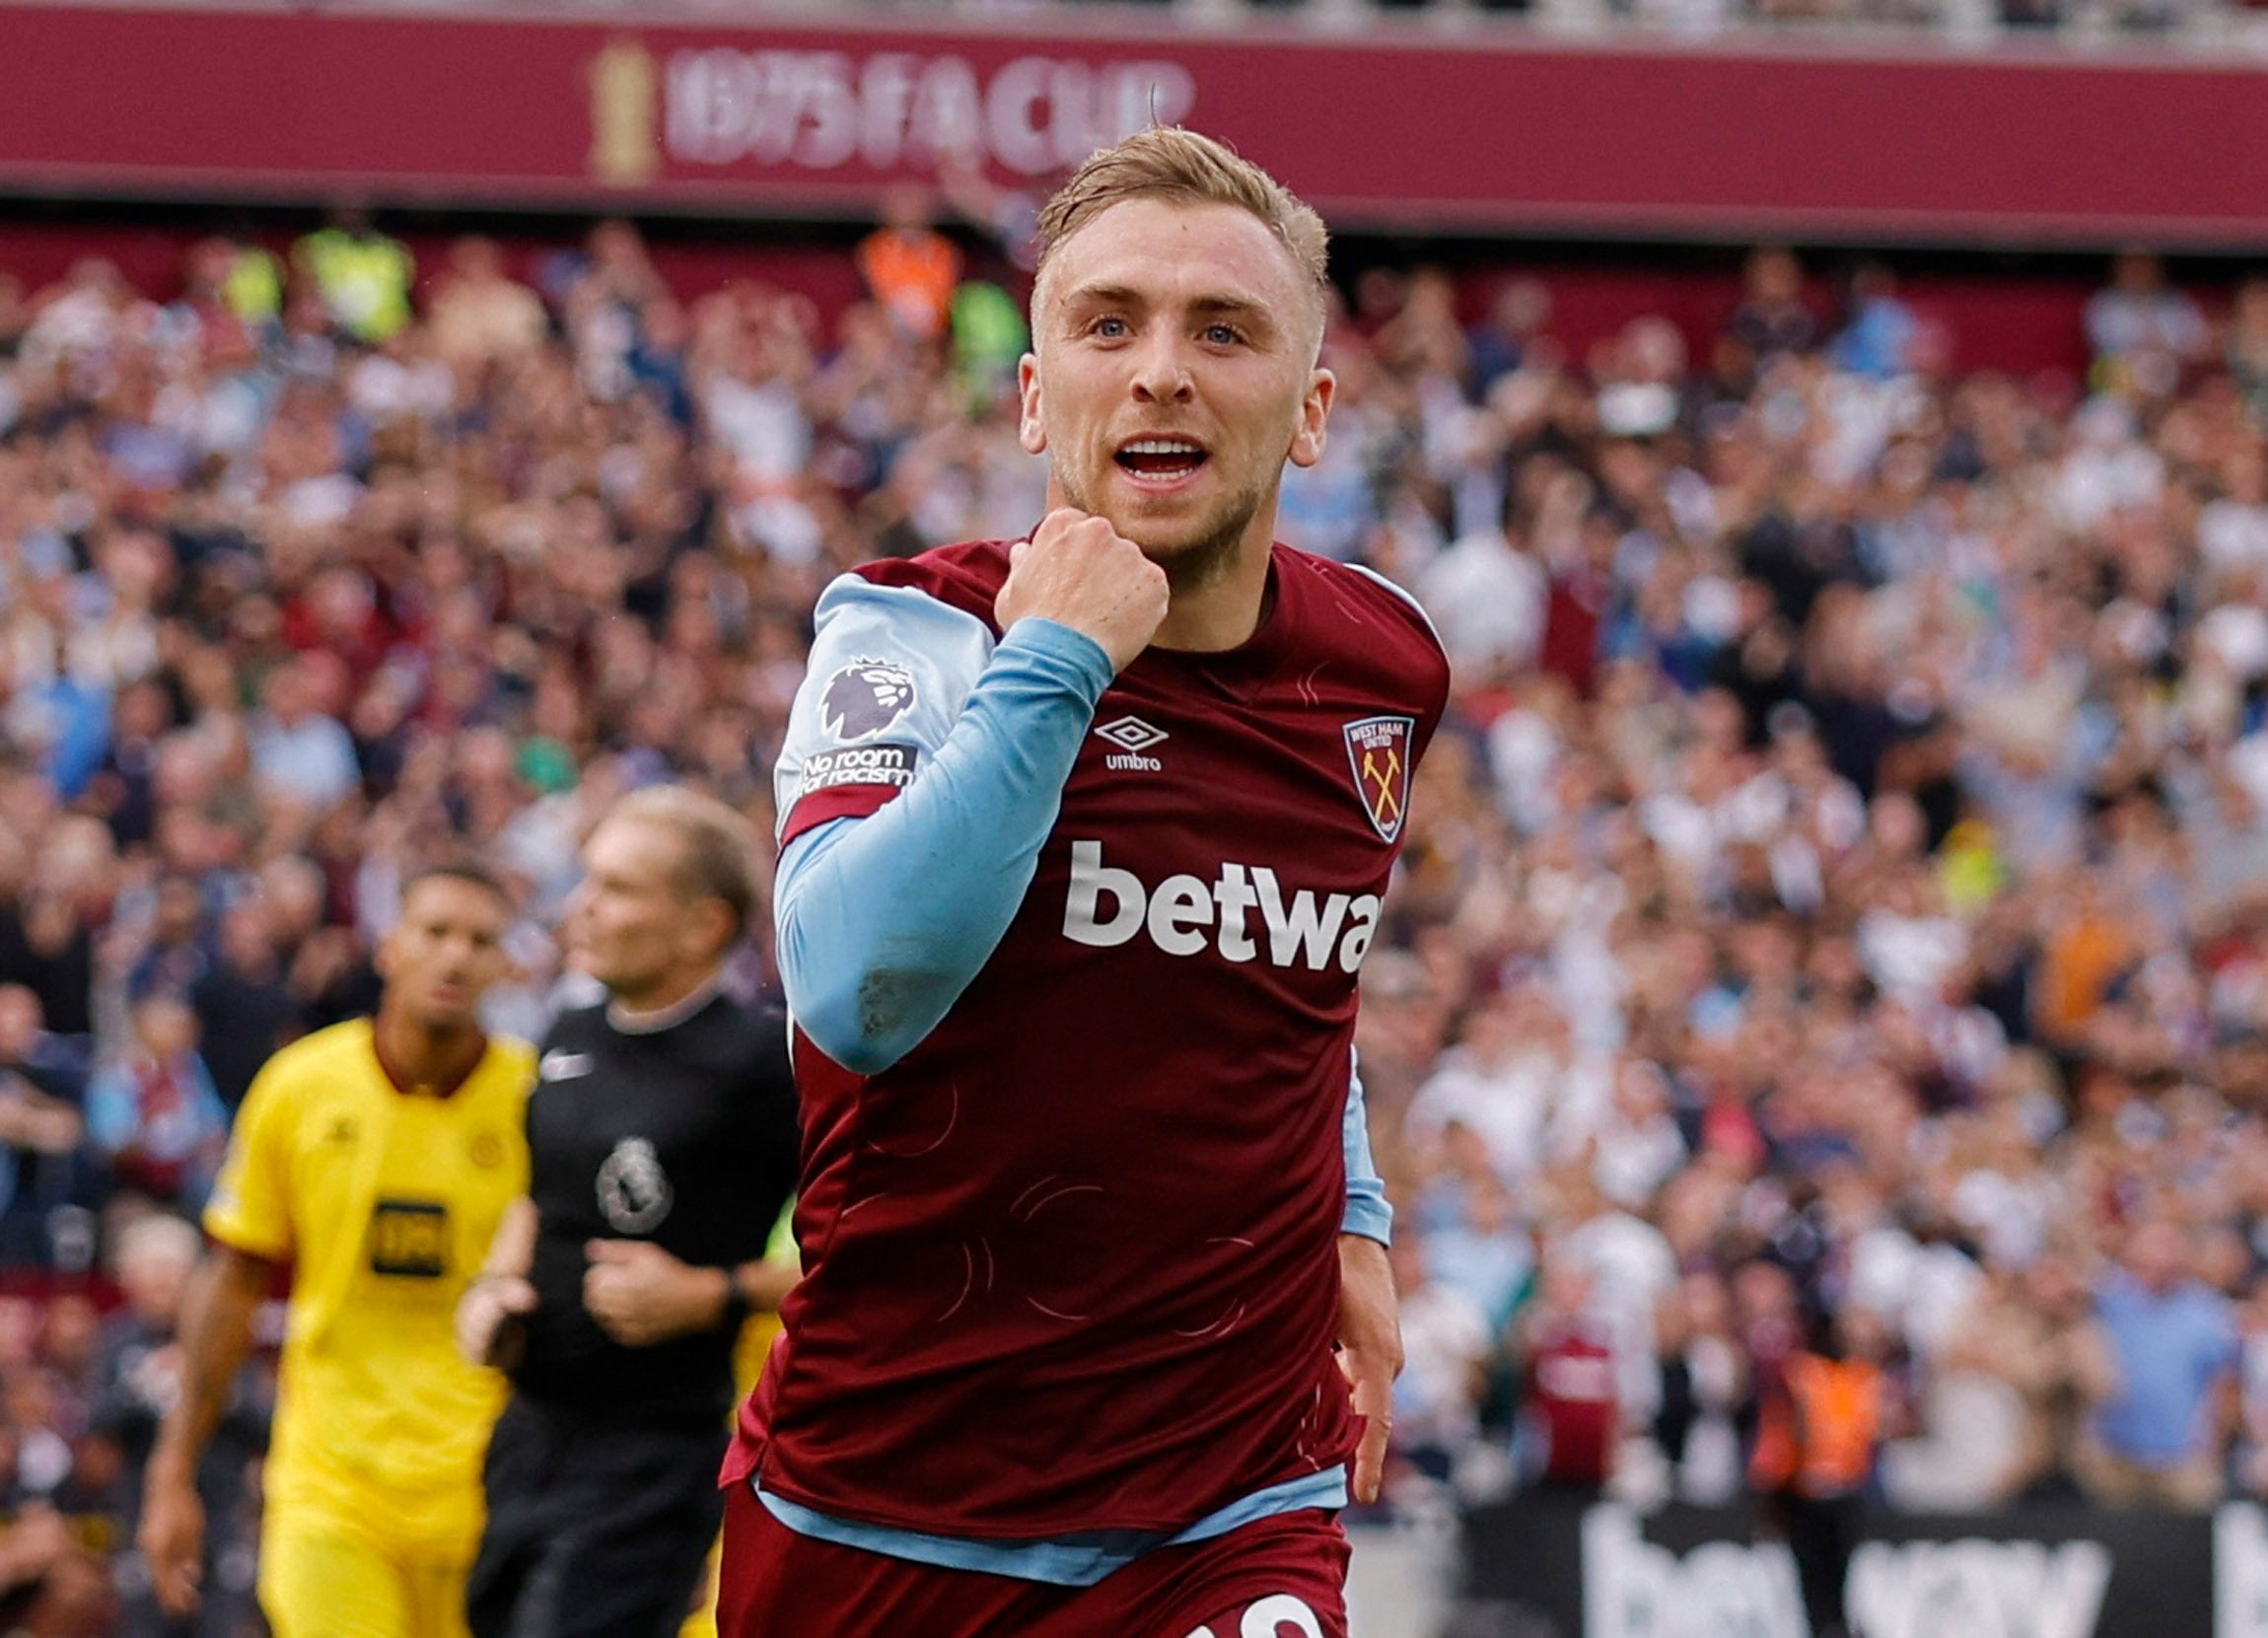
[3,5,2268,245]
[1461,1497,2237,1637]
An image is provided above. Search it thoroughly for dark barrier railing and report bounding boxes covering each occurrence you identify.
[1456,1494,2254,1637]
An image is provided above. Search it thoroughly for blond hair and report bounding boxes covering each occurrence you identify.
[602,785,763,939]
[1035,128,1329,336]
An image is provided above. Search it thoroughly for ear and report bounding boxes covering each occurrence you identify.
[1017,354,1047,457]
[683,897,737,964]
[1288,367,1335,470]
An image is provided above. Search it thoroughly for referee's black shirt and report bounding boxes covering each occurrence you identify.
[512,987,800,1431]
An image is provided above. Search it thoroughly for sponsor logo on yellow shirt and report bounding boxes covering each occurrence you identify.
[368,1199,451,1279]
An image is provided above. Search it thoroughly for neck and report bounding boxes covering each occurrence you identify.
[372,1007,485,1097]
[1151,545,1271,652]
[1152,504,1282,653]
[608,962,722,1030]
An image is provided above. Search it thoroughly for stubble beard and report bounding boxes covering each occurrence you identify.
[1058,461,1276,598]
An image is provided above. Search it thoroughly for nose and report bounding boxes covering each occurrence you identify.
[1128,330,1193,406]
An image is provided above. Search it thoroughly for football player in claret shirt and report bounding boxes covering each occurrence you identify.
[717,128,1451,1638]
[138,862,533,1638]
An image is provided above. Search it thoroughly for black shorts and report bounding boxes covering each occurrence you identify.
[467,1394,729,1638]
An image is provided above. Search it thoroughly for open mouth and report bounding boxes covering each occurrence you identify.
[1114,437,1210,484]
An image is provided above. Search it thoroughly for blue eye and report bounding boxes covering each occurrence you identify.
[1203,323,1242,345]
[1094,317,1129,339]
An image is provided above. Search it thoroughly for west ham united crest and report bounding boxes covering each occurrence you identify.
[1344,715,1415,843]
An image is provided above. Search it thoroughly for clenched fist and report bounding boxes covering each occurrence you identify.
[996,508,1169,675]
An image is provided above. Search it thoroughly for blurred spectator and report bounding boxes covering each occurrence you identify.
[1726,247,1816,366]
[187,900,303,1113]
[292,207,413,345]
[0,987,88,1264]
[1652,1270,1747,1505]
[171,239,276,362]
[2081,1216,2237,1509]
[949,279,1028,413]
[856,183,961,344]
[0,876,95,1025]
[427,237,548,370]
[2086,249,2208,397]
[1417,503,1547,686]
[1550,1166,1677,1411]
[2231,275,2268,429]
[87,681,176,856]
[1389,1236,1492,1489]
[0,1505,112,1637]
[247,656,358,812]
[85,996,227,1213]
[88,1212,266,1638]
[2237,1276,2268,1497]
[1751,1309,1893,1638]
[1585,1056,1689,1209]
[1408,990,1567,1186]
[1827,261,1920,383]
[1929,1253,2114,1506]
[1422,1165,1531,1336]
[7,639,110,805]
[1516,1248,1620,1495]
[1466,279,1552,397]
[123,878,207,1006]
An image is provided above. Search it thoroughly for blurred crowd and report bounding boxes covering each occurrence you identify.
[1363,243,2268,1525]
[0,196,2266,1623]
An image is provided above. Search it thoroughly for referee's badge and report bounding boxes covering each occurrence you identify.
[597,1136,673,1234]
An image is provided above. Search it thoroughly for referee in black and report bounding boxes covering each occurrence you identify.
[456,786,800,1638]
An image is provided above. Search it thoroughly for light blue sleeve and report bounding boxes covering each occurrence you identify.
[770,577,1000,835]
[773,575,1114,1076]
[1342,1048,1391,1246]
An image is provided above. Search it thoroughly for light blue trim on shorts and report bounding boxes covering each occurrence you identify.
[752,1466,1348,1588]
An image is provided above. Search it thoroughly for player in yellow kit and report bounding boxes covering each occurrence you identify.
[137,861,536,1638]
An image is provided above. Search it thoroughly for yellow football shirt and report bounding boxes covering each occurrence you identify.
[205,1019,533,1552]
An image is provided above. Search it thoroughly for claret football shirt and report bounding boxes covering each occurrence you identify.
[730,539,1449,1546]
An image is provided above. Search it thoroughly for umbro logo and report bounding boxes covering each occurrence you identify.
[1096,716,1168,771]
[1097,717,1168,752]
[539,1050,595,1082]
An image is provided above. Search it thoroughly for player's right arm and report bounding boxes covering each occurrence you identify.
[141,1053,298,1615]
[774,510,1164,1074]
[139,1243,274,1616]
